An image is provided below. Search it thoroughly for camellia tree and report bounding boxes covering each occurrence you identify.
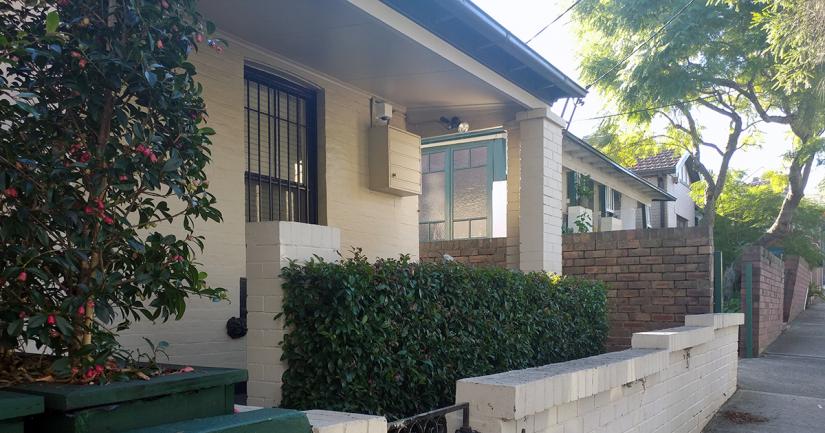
[0,0,226,384]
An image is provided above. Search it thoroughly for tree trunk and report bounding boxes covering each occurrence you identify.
[757,152,815,246]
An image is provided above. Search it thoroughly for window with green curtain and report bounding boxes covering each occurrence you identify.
[419,133,506,241]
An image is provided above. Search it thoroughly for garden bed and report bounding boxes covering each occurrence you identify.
[9,366,246,433]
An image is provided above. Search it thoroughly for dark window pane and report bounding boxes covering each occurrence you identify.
[244,68,316,224]
[429,151,446,172]
[453,149,469,169]
[470,146,487,167]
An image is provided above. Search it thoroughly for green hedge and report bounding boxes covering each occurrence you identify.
[279,252,607,419]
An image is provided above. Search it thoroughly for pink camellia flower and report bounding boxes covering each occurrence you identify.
[17,271,27,282]
[47,314,56,325]
[84,206,95,215]
[102,215,114,225]
[4,187,18,198]
[49,328,60,338]
[78,58,87,69]
[148,153,158,163]
[119,175,128,182]
[156,40,164,49]
[87,299,95,309]
[77,305,85,316]
[96,199,104,210]
[135,144,146,154]
[18,311,26,319]
[172,255,183,262]
[79,151,91,162]
[70,51,81,58]
[195,33,204,43]
[94,364,104,374]
[84,368,96,379]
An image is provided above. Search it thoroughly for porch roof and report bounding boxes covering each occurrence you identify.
[379,0,587,104]
[198,0,582,115]
[563,132,675,203]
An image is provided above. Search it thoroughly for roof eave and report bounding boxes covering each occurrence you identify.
[378,0,587,104]
[564,131,676,202]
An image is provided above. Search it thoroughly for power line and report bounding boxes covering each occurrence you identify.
[571,94,718,123]
[525,0,583,44]
[572,89,744,123]
[586,0,698,89]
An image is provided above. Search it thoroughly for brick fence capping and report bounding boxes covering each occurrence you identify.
[562,226,715,351]
[456,313,744,433]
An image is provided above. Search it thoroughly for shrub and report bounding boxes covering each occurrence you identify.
[0,0,226,384]
[279,251,608,419]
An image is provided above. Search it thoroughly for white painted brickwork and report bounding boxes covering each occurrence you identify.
[517,108,565,274]
[456,313,743,433]
[245,221,341,407]
[305,410,387,433]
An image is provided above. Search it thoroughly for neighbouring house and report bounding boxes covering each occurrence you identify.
[418,129,673,250]
[118,0,590,407]
[561,132,674,233]
[632,150,701,228]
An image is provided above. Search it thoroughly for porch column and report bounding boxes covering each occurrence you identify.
[516,108,565,273]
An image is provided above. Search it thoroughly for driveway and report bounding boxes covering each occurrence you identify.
[703,302,825,433]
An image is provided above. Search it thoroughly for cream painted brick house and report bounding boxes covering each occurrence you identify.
[117,0,598,406]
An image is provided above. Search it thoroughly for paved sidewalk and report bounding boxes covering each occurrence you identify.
[704,302,825,433]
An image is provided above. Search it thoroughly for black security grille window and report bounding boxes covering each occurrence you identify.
[244,67,317,224]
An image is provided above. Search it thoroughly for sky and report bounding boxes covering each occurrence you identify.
[473,0,825,198]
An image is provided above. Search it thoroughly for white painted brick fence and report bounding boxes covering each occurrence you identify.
[456,313,743,433]
[245,221,341,407]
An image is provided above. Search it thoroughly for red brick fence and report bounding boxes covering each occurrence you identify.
[420,238,507,267]
[562,226,715,351]
[739,246,815,355]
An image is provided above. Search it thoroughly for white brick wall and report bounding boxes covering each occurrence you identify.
[245,221,340,407]
[456,313,743,433]
[119,30,421,370]
[305,410,387,433]
[117,39,248,369]
[517,109,565,274]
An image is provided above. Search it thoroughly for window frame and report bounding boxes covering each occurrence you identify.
[243,66,318,224]
[420,138,503,241]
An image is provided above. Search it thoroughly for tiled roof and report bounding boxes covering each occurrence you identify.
[633,150,682,176]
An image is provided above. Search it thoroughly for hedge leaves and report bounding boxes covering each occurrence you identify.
[279,252,608,419]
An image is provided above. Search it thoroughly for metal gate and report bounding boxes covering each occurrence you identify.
[387,403,476,433]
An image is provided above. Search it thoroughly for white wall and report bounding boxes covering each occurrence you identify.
[245,221,340,407]
[670,179,696,226]
[456,313,743,433]
[120,31,423,369]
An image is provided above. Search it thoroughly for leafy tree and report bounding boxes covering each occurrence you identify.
[745,0,825,94]
[693,171,825,266]
[0,0,226,384]
[574,0,770,228]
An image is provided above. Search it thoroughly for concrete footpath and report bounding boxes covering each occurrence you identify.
[704,302,825,432]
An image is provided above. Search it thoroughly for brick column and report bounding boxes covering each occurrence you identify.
[516,108,565,274]
[245,221,340,407]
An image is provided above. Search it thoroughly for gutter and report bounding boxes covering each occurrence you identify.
[442,0,588,99]
[563,131,676,202]
[378,0,588,102]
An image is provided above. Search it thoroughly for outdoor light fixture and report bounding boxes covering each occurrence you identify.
[440,116,469,132]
